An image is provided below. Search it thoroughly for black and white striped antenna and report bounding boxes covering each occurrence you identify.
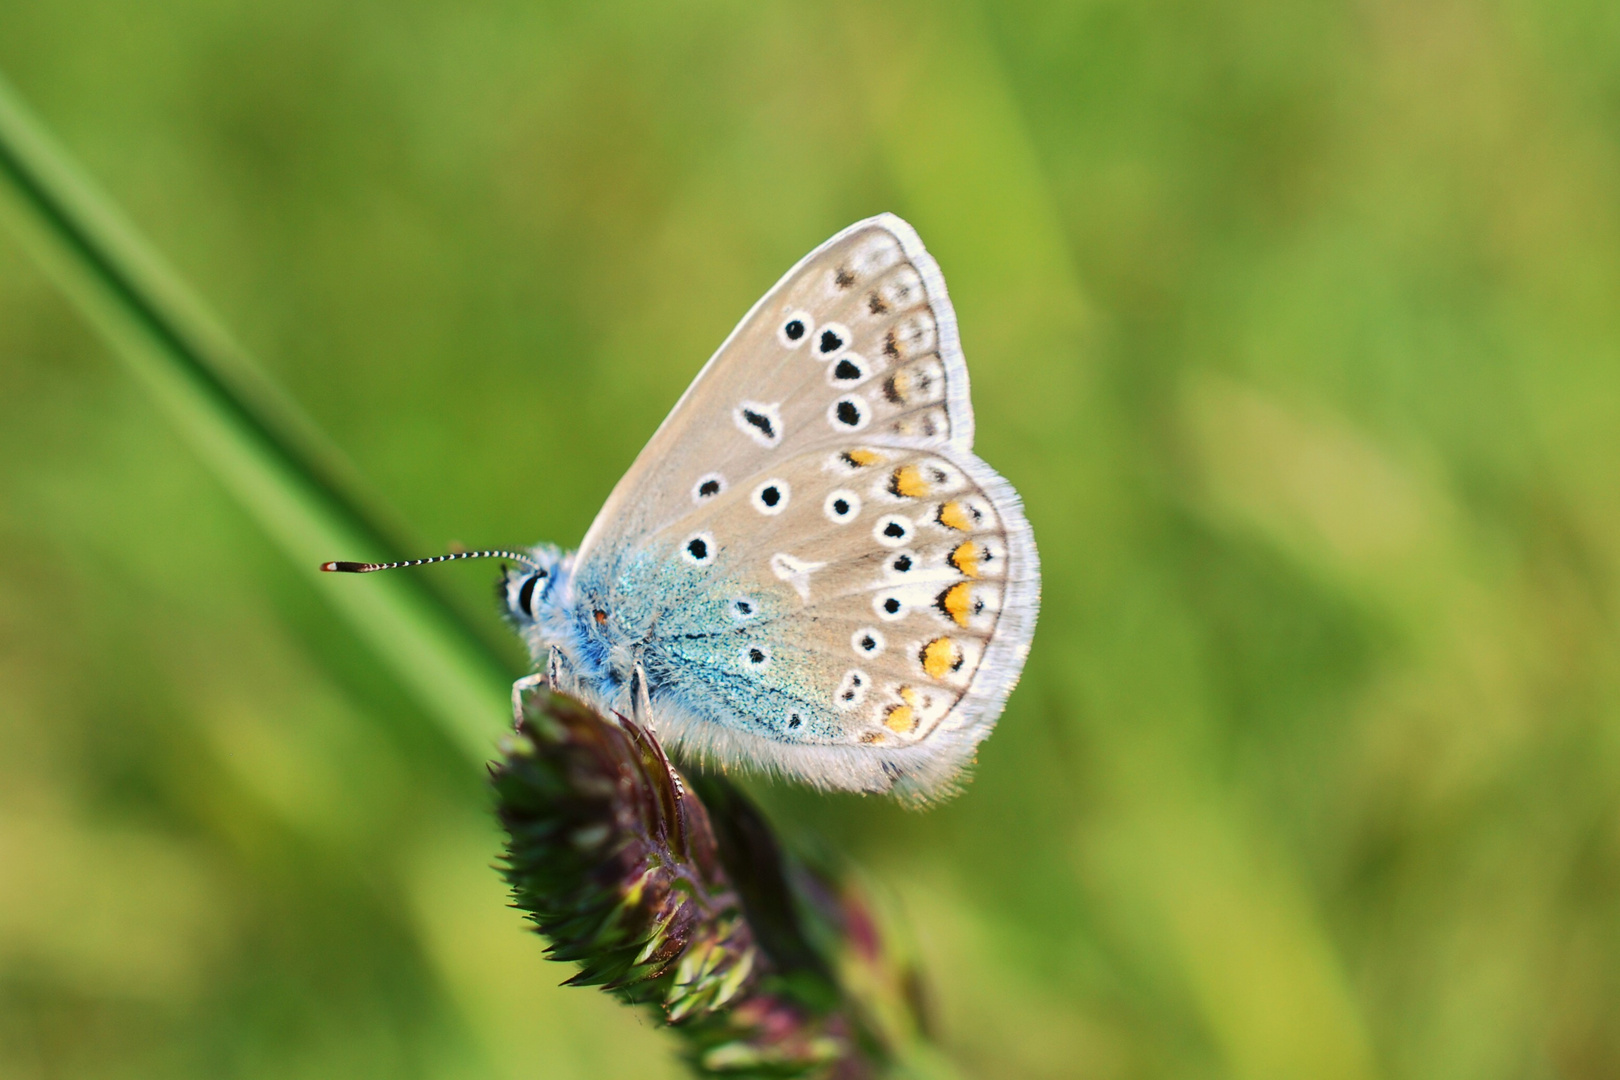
[321,549,543,574]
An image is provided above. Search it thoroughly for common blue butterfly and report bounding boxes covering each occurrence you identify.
[327,215,1039,801]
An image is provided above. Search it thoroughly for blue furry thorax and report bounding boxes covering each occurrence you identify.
[501,543,633,704]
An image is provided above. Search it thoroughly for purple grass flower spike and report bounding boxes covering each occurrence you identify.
[491,681,939,1078]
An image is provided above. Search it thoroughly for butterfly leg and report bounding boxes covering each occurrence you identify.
[625,663,683,798]
[629,663,656,733]
[546,646,572,693]
[510,672,547,727]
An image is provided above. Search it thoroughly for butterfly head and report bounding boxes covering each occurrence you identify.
[500,544,571,628]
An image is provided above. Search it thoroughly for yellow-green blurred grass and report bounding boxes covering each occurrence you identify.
[3,1,1620,1079]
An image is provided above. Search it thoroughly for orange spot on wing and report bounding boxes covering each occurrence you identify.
[938,500,973,531]
[884,704,915,734]
[949,541,981,578]
[844,448,880,467]
[922,637,961,679]
[890,464,930,498]
[939,582,974,626]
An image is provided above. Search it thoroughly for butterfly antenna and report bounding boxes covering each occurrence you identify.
[321,550,544,574]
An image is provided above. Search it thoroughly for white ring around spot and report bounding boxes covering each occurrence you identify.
[733,400,783,447]
[835,669,868,710]
[851,628,886,657]
[874,593,908,621]
[691,471,726,504]
[815,321,852,358]
[751,479,790,516]
[824,489,861,523]
[885,550,918,577]
[680,531,716,566]
[826,353,871,387]
[777,310,815,349]
[828,394,870,432]
[873,514,912,548]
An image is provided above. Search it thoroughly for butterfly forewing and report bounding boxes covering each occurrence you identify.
[576,216,972,565]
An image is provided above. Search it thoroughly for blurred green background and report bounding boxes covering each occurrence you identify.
[3,1,1619,1077]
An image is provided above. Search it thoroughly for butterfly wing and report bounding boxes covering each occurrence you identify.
[566,215,1038,801]
[576,215,973,562]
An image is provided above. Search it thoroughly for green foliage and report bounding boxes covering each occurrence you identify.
[0,65,933,1078]
[4,2,1620,1079]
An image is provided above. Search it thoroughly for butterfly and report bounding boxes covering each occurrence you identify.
[327,215,1039,802]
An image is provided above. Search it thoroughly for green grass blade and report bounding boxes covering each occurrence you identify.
[0,69,512,762]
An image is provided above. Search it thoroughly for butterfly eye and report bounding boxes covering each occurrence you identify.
[873,514,913,548]
[777,311,814,348]
[751,480,790,516]
[515,572,543,617]
[823,489,861,523]
[828,395,870,432]
[851,628,886,656]
[681,532,716,566]
[691,472,726,504]
[874,592,908,621]
[815,323,850,358]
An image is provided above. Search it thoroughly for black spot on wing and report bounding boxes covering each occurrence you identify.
[742,408,776,440]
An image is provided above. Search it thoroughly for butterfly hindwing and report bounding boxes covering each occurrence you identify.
[623,441,1036,800]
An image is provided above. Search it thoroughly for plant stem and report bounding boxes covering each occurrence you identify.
[0,69,512,762]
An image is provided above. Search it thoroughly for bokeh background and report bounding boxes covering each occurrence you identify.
[3,1,1620,1077]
